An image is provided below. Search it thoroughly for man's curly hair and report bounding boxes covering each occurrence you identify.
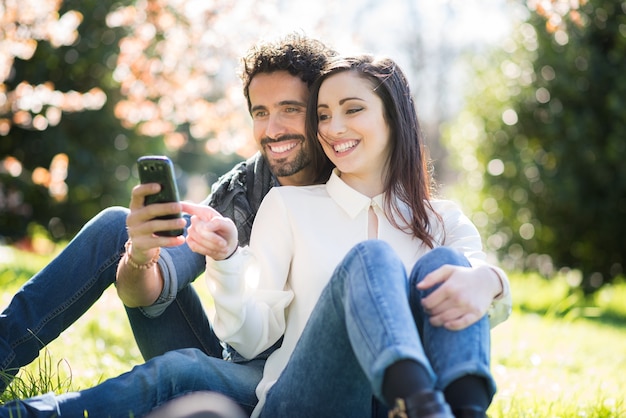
[240,32,337,112]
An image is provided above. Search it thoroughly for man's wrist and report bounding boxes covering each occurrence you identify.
[123,239,160,270]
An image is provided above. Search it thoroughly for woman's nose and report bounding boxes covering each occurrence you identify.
[327,115,346,136]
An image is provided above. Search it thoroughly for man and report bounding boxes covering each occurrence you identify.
[0,32,337,396]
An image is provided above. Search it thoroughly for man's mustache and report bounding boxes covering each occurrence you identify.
[260,134,305,147]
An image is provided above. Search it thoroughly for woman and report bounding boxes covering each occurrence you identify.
[186,55,512,418]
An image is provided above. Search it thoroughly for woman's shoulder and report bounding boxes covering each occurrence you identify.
[428,199,476,231]
[261,185,328,210]
[429,199,465,216]
[270,184,328,199]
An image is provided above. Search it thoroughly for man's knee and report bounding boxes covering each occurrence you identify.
[93,206,129,228]
[79,206,129,241]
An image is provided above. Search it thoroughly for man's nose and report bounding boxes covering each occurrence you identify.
[265,114,288,139]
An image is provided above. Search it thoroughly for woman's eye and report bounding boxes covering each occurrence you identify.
[318,114,330,121]
[347,107,363,114]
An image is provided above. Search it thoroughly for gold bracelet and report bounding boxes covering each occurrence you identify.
[123,239,160,270]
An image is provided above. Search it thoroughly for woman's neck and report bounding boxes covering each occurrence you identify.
[337,170,384,198]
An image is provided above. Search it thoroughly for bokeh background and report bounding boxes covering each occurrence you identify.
[1,0,624,293]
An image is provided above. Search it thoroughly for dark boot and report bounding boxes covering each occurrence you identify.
[388,389,454,418]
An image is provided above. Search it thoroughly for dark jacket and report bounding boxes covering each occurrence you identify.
[203,152,277,246]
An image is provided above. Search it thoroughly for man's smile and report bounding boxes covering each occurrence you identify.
[266,141,299,154]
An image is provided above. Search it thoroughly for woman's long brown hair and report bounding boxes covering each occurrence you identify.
[306,55,442,248]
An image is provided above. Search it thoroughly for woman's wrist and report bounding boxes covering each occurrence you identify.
[488,266,505,300]
[223,242,239,260]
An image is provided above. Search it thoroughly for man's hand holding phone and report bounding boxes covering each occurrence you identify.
[125,156,186,262]
[117,155,187,308]
[137,156,185,237]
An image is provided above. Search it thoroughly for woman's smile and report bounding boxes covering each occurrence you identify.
[331,139,360,154]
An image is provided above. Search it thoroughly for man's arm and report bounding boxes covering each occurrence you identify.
[116,153,275,310]
[116,182,186,307]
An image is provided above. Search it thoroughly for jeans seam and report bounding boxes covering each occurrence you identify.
[350,253,392,362]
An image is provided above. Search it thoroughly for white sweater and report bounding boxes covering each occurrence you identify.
[205,171,511,417]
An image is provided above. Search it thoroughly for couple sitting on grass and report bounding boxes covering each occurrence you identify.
[0,32,511,418]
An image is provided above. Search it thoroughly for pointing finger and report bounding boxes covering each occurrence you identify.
[181,202,221,221]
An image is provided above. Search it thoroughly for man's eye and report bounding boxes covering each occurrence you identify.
[285,107,302,114]
[253,111,267,118]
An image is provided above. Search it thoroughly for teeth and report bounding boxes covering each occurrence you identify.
[269,142,297,153]
[333,141,358,153]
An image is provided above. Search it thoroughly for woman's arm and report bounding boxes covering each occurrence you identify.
[417,264,511,330]
[420,200,512,330]
[184,193,294,359]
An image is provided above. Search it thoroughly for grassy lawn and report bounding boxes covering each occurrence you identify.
[1,244,625,417]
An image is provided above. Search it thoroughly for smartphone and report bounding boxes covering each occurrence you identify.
[137,155,184,237]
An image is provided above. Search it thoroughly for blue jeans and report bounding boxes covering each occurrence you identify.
[260,241,496,418]
[0,207,220,391]
[1,348,264,417]
[1,241,495,417]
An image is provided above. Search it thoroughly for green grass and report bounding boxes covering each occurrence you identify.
[1,245,625,417]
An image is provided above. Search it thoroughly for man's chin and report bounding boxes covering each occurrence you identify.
[269,162,302,178]
[263,147,310,178]
[268,156,311,178]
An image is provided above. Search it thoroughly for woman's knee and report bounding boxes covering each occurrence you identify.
[424,246,469,266]
[351,239,392,254]
[341,240,401,274]
[332,240,405,292]
[411,247,470,283]
[350,240,399,266]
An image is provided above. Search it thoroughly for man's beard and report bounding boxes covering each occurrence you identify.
[262,136,311,177]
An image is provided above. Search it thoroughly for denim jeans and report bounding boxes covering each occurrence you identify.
[1,348,264,417]
[260,241,496,418]
[1,240,495,417]
[0,207,217,392]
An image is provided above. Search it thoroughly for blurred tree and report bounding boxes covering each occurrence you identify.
[0,0,139,242]
[443,0,626,291]
[1,0,271,245]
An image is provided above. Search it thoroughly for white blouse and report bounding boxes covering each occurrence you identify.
[205,170,512,417]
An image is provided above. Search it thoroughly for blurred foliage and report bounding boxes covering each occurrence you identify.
[443,0,626,291]
[508,270,626,325]
[0,0,269,244]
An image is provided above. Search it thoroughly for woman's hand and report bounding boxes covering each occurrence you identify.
[417,265,502,330]
[182,202,238,260]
